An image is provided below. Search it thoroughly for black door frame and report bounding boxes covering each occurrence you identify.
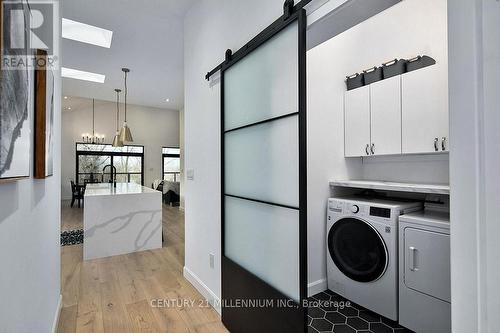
[219,8,307,333]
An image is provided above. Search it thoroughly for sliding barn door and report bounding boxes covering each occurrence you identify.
[220,9,307,333]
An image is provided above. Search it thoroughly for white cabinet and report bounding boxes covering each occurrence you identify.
[402,66,449,154]
[344,65,448,157]
[344,77,401,157]
[370,76,402,155]
[344,86,370,157]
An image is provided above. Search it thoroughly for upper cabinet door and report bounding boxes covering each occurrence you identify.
[345,86,370,157]
[370,76,402,156]
[401,66,449,154]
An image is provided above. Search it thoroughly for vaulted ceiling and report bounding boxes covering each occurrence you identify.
[61,0,198,110]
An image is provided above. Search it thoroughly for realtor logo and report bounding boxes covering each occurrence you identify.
[1,0,58,69]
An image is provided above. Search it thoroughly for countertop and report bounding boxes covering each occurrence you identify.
[330,179,450,195]
[84,182,159,197]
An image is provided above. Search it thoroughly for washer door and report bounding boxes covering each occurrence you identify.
[328,218,388,282]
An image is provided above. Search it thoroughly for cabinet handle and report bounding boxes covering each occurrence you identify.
[409,246,418,272]
[365,144,370,156]
[370,143,375,155]
[441,137,447,151]
[434,138,439,152]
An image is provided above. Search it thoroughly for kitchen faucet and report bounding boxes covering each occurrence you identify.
[102,165,117,187]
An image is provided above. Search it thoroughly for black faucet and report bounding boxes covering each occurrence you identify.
[102,165,117,187]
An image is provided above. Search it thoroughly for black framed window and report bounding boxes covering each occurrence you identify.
[162,147,180,182]
[75,143,145,185]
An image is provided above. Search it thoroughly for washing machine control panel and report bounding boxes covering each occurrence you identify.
[328,199,394,219]
[328,200,344,213]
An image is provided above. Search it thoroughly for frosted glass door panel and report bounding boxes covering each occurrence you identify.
[225,115,299,207]
[224,22,298,131]
[225,196,300,302]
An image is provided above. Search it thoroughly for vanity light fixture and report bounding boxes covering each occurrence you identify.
[119,68,133,142]
[112,89,124,147]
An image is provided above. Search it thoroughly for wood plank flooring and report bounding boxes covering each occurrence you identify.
[58,203,227,333]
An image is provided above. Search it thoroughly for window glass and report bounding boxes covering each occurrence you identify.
[162,147,180,155]
[163,174,177,182]
[77,143,143,154]
[78,155,110,173]
[163,157,180,173]
[129,174,142,185]
[114,156,142,173]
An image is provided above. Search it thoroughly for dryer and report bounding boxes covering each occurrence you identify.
[326,196,421,320]
[399,210,451,333]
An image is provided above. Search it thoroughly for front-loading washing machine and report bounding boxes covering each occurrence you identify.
[326,196,422,320]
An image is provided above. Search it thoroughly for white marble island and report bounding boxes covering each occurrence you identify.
[83,182,162,260]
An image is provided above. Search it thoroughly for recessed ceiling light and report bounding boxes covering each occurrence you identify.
[165,98,170,102]
[64,96,68,99]
[62,18,113,48]
[67,107,72,110]
[62,67,105,83]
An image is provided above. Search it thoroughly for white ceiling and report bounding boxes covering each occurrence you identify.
[61,0,198,110]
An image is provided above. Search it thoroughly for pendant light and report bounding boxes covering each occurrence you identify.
[119,67,133,142]
[112,89,124,147]
[82,98,105,144]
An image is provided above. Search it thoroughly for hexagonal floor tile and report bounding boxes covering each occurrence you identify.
[332,324,356,333]
[308,306,326,318]
[338,306,358,317]
[325,311,347,324]
[359,309,382,323]
[308,326,319,333]
[313,292,332,301]
[311,318,334,332]
[347,317,369,330]
[370,322,394,333]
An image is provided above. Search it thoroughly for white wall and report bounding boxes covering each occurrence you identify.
[0,6,62,332]
[61,98,179,199]
[179,108,185,210]
[448,0,500,332]
[184,0,290,306]
[307,0,449,293]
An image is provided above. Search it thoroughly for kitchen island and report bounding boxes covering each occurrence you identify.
[83,182,162,260]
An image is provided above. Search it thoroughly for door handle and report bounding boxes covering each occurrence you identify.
[434,138,439,152]
[370,143,375,155]
[409,246,418,271]
[441,137,447,151]
[365,144,370,156]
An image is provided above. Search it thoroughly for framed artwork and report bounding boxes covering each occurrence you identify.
[34,49,54,178]
[0,0,33,182]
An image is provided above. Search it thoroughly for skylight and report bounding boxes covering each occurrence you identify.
[62,18,113,48]
[61,67,106,83]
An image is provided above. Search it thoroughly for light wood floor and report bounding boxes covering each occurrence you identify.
[58,203,228,333]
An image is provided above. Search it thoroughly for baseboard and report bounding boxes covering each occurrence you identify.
[51,294,62,333]
[183,266,221,314]
[308,278,327,297]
